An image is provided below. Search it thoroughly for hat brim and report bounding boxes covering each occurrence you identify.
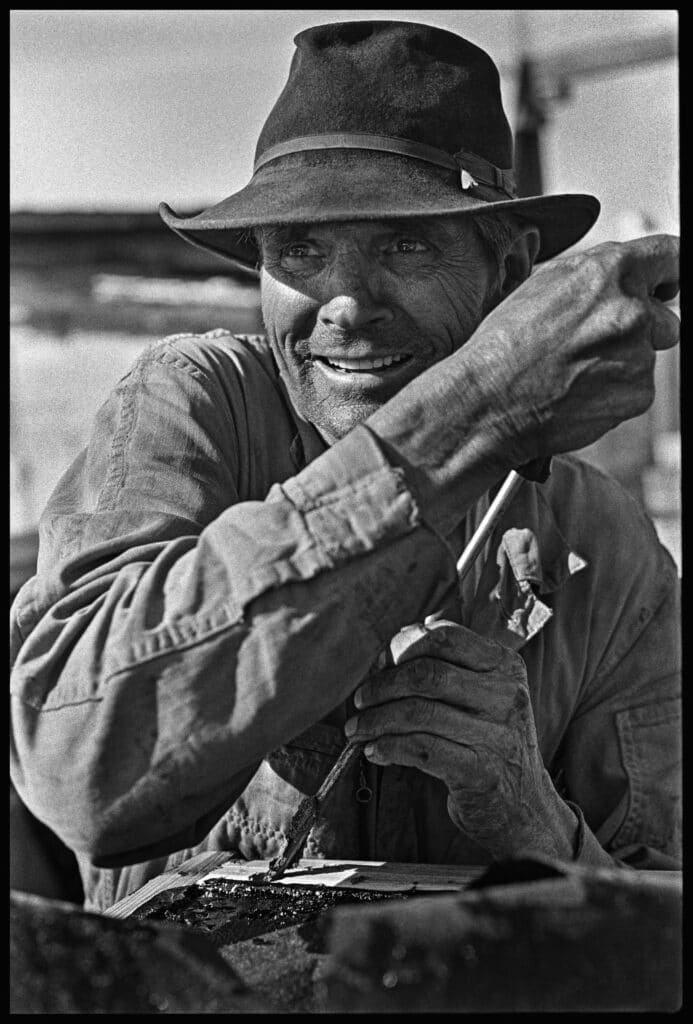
[159,151,600,274]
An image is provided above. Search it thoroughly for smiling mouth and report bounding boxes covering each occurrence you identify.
[314,353,412,373]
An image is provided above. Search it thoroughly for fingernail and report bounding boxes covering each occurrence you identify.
[353,688,364,709]
[344,717,357,737]
[364,743,374,758]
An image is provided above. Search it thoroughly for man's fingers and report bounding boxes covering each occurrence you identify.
[386,620,508,672]
[362,731,473,779]
[652,281,680,303]
[346,697,513,749]
[649,298,680,352]
[355,658,509,710]
[621,233,680,300]
[349,697,455,739]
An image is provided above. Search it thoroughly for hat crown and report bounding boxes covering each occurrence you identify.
[256,21,513,170]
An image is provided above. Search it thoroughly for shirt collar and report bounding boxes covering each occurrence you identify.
[288,418,329,471]
[268,357,330,471]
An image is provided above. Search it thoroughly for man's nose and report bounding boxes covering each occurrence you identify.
[318,265,393,330]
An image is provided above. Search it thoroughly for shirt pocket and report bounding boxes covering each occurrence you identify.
[614,696,681,855]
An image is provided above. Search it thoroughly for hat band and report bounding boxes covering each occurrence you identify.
[254,133,516,199]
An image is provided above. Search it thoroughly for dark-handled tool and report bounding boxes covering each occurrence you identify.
[266,456,551,880]
[263,741,362,880]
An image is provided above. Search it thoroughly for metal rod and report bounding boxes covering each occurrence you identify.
[455,470,525,582]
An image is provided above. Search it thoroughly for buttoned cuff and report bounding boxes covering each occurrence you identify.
[279,423,424,566]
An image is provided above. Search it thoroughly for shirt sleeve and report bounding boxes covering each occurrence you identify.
[10,337,459,865]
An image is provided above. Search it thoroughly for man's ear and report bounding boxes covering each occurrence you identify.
[498,227,541,298]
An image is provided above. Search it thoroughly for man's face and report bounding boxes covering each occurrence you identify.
[259,216,498,443]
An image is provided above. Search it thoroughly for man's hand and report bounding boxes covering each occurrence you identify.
[459,233,680,466]
[367,233,679,536]
[344,621,579,861]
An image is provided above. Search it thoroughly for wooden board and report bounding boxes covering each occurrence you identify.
[105,855,487,920]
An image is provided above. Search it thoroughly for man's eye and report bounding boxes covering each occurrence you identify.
[282,242,320,258]
[386,238,428,254]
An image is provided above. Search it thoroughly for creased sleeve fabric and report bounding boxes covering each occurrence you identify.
[10,335,457,865]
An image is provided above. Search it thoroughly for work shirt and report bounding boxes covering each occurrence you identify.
[10,331,681,912]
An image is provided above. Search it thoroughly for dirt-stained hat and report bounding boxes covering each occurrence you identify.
[159,20,600,271]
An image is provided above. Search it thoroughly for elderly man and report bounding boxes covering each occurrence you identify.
[10,21,680,912]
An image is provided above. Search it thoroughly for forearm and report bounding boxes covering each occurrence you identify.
[366,343,515,537]
[450,774,628,870]
[505,792,648,870]
[500,784,623,869]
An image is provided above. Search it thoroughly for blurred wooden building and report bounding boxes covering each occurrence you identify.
[10,209,262,338]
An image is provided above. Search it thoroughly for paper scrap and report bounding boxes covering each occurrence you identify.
[198,858,389,889]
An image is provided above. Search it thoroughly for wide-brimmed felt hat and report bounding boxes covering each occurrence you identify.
[160,20,600,271]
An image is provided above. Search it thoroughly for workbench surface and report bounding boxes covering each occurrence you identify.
[11,855,682,1013]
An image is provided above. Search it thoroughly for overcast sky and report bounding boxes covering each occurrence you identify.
[10,10,678,243]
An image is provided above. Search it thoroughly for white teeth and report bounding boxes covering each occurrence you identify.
[324,353,408,371]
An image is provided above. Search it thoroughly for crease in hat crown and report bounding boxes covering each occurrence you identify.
[254,21,513,170]
[159,19,600,271]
